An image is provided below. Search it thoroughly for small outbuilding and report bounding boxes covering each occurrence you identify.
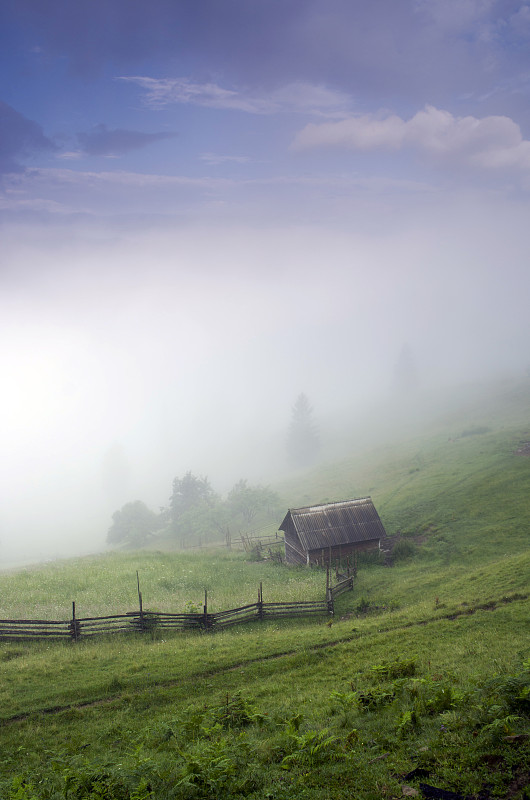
[279,497,386,566]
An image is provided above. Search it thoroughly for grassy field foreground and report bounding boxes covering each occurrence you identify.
[0,562,527,800]
[0,383,529,800]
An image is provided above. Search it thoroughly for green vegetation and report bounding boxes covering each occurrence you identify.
[0,549,325,619]
[0,379,529,798]
[108,474,281,550]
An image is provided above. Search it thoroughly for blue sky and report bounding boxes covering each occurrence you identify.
[1,1,530,561]
[3,0,530,214]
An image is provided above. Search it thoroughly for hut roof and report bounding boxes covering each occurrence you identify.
[279,497,385,552]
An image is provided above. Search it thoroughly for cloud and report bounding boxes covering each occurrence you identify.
[508,2,530,36]
[119,76,352,117]
[200,153,251,165]
[293,105,530,172]
[4,1,526,116]
[77,123,176,156]
[1,165,435,223]
[0,166,237,219]
[22,167,232,190]
[0,101,56,174]
[414,0,496,35]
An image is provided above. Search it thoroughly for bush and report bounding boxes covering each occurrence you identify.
[460,425,491,438]
[246,546,264,562]
[371,657,417,680]
[355,549,385,568]
[211,693,266,729]
[391,539,417,562]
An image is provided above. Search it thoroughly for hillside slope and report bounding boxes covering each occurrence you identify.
[0,378,528,800]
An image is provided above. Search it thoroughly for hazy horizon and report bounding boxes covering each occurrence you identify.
[2,1,530,564]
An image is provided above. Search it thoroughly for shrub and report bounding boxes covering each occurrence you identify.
[329,687,395,712]
[355,596,373,614]
[355,549,385,568]
[405,677,463,715]
[176,740,237,798]
[210,693,266,729]
[246,546,264,562]
[460,425,491,438]
[281,729,341,768]
[478,664,530,716]
[370,657,417,680]
[396,708,418,737]
[356,687,395,710]
[391,539,417,562]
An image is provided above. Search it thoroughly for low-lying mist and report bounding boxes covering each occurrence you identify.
[1,216,529,566]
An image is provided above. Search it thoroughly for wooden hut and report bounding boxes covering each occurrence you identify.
[279,497,386,566]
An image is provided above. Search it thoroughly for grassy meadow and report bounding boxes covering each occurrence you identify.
[0,549,326,619]
[0,379,529,799]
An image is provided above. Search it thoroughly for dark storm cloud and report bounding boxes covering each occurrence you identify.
[0,101,56,174]
[77,124,176,157]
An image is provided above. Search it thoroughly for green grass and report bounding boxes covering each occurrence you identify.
[0,549,326,619]
[0,595,527,799]
[0,378,529,799]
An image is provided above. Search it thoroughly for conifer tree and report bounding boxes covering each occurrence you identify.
[286,393,320,467]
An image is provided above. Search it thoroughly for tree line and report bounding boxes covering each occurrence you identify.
[107,475,283,549]
[107,392,321,549]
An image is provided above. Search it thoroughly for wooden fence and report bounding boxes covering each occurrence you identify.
[327,573,355,605]
[0,568,353,643]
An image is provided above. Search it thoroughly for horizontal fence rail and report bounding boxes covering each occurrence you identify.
[261,601,328,618]
[0,618,72,639]
[0,566,354,643]
[329,575,354,600]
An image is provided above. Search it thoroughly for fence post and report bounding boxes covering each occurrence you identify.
[139,593,144,631]
[258,582,264,621]
[327,587,334,616]
[326,567,334,615]
[203,589,210,630]
[136,571,145,632]
[70,601,80,642]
